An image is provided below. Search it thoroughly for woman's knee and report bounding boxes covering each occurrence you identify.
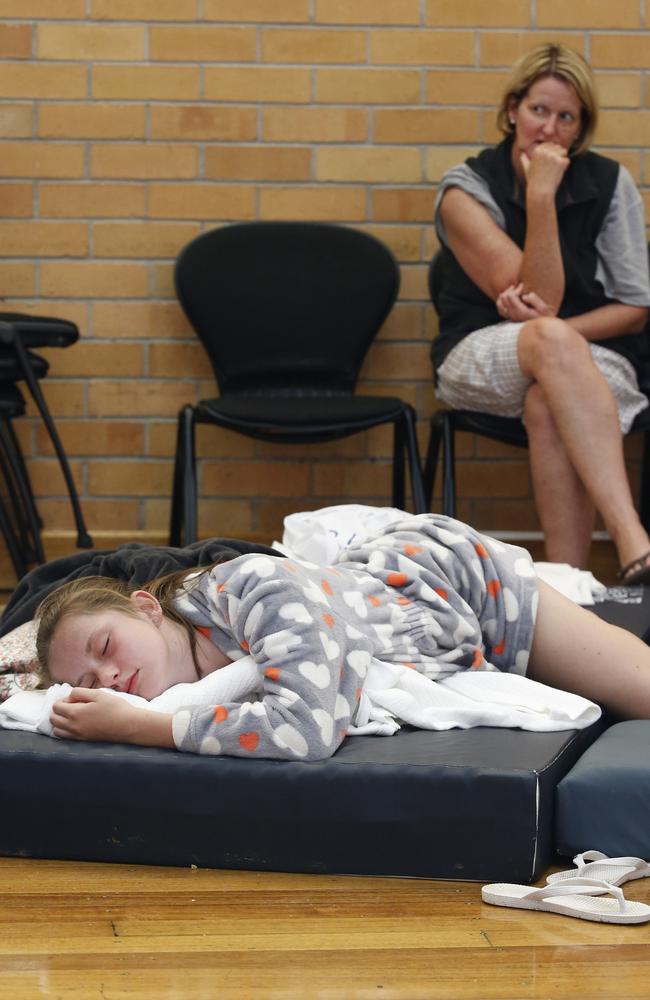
[518,317,590,378]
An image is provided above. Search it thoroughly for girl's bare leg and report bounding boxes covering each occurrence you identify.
[527,580,650,718]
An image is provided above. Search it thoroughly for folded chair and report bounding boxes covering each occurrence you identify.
[170,222,427,546]
[0,314,92,579]
[423,252,650,530]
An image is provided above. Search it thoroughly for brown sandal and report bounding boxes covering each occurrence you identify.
[617,550,650,586]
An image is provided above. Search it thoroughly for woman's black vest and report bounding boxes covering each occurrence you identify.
[432,138,643,371]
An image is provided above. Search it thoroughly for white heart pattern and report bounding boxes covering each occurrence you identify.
[343,591,367,618]
[278,601,313,624]
[346,649,370,677]
[302,578,330,606]
[262,629,302,659]
[312,708,334,745]
[238,556,277,578]
[319,631,339,660]
[299,660,331,689]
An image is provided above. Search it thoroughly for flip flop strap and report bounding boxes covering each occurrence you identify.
[575,851,644,871]
[527,878,626,911]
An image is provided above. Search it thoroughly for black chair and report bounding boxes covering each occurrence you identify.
[169,222,427,546]
[0,313,92,578]
[423,252,650,530]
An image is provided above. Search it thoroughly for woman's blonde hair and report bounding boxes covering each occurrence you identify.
[496,43,598,155]
[35,560,226,682]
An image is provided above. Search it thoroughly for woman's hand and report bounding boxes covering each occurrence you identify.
[50,689,174,747]
[497,283,556,322]
[522,142,570,198]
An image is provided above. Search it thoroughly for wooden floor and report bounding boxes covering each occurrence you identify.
[1,856,649,999]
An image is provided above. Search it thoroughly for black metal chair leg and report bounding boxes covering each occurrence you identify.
[180,406,198,546]
[441,413,457,517]
[391,419,406,510]
[169,411,186,547]
[640,426,650,533]
[423,412,443,509]
[0,422,45,563]
[402,406,427,514]
[0,489,28,580]
[4,327,92,549]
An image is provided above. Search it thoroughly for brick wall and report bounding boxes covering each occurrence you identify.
[0,0,648,573]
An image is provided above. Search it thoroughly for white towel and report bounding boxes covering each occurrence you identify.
[275,503,405,564]
[533,562,607,606]
[0,651,599,740]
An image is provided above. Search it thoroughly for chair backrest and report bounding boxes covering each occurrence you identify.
[174,222,400,395]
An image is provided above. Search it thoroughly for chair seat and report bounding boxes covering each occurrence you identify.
[197,393,412,437]
[0,313,78,349]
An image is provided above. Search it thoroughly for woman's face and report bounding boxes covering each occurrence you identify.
[47,595,196,700]
[509,75,583,160]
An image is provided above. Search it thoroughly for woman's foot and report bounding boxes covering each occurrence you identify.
[618,550,650,585]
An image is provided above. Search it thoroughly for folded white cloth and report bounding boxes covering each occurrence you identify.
[0,651,600,740]
[532,562,607,606]
[275,503,405,564]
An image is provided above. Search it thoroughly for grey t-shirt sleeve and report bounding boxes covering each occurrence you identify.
[594,165,650,307]
[434,164,505,246]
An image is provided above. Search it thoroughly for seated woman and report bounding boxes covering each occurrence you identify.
[36,513,650,760]
[433,43,650,581]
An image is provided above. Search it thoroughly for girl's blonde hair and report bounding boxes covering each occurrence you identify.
[496,43,598,156]
[35,560,227,682]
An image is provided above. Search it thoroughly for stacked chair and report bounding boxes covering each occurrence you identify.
[0,313,92,580]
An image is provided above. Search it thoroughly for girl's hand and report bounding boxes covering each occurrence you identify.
[50,688,172,746]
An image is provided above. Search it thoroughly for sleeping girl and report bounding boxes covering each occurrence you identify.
[36,513,650,760]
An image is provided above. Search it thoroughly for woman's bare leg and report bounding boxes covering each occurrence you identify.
[518,318,650,570]
[527,580,650,718]
[524,382,595,568]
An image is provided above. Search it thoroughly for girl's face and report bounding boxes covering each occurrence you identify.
[47,592,197,700]
[509,75,583,161]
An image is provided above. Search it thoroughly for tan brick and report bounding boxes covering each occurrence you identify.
[151,106,257,141]
[0,104,32,138]
[41,343,144,377]
[143,496,252,535]
[28,458,84,498]
[312,460,394,500]
[362,341,431,380]
[0,1,84,14]
[89,460,173,497]
[398,264,428,301]
[537,0,640,28]
[204,67,310,103]
[315,69,421,104]
[148,183,256,221]
[204,146,312,182]
[374,108,479,143]
[91,144,198,179]
[479,32,582,67]
[457,461,530,498]
[92,301,193,339]
[426,0,529,26]
[372,187,436,221]
[259,185,366,221]
[597,111,650,147]
[361,224,421,262]
[316,0,420,24]
[262,28,366,64]
[372,30,474,66]
[149,342,211,378]
[426,69,509,106]
[0,141,84,178]
[150,26,256,62]
[1,221,87,257]
[39,103,145,139]
[37,498,140,532]
[204,0,308,21]
[150,263,175,298]
[381,302,427,341]
[149,422,256,459]
[94,222,200,259]
[92,0,197,19]
[40,182,146,219]
[24,381,85,418]
[0,183,33,218]
[258,435,365,459]
[594,73,642,108]
[425,145,478,181]
[41,262,149,299]
[36,420,145,457]
[0,24,32,58]
[263,107,367,142]
[591,35,650,69]
[317,147,421,183]
[0,264,35,297]
[0,63,86,99]
[38,24,145,60]
[88,380,197,417]
[92,65,200,101]
[202,460,310,497]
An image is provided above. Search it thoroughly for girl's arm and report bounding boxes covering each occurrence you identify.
[50,689,174,748]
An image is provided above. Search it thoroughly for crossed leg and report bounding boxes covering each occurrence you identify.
[528,580,650,718]
[518,317,649,572]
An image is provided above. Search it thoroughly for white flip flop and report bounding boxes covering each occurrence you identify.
[547,850,650,887]
[481,877,650,924]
